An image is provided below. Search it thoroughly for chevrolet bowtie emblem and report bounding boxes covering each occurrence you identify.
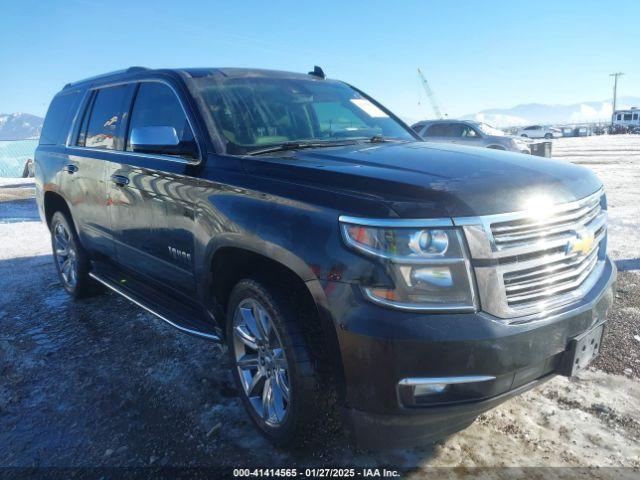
[566,229,595,256]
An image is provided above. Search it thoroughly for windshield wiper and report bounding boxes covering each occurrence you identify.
[245,140,358,156]
[368,134,411,144]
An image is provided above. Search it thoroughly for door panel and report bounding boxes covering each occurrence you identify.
[107,162,198,294]
[63,84,132,258]
[64,153,113,257]
[106,80,202,296]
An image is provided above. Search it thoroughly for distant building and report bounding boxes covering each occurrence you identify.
[613,107,640,126]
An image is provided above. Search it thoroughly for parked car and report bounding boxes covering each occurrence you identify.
[412,120,531,154]
[35,67,615,450]
[517,125,560,139]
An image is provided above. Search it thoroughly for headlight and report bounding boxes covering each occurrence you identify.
[339,218,477,312]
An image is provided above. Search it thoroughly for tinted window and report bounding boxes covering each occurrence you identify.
[80,85,128,150]
[40,92,80,145]
[633,113,638,120]
[424,123,451,137]
[193,76,413,153]
[127,82,195,152]
[617,114,622,120]
[311,102,369,134]
[624,113,633,121]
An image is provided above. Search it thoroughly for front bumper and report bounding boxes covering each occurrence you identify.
[320,257,616,449]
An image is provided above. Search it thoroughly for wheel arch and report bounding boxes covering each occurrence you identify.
[206,241,346,400]
[43,191,74,231]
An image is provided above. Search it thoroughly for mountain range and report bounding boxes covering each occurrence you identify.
[0,113,43,140]
[461,96,640,127]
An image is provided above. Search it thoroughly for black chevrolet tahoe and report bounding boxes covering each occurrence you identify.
[35,66,616,449]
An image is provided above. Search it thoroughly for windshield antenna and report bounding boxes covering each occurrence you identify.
[308,66,326,79]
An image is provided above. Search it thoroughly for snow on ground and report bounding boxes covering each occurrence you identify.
[0,136,639,471]
[553,135,640,267]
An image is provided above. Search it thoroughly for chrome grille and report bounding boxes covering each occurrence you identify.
[503,245,599,306]
[491,194,601,250]
[456,189,607,320]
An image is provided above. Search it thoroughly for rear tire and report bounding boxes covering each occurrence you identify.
[50,211,96,299]
[226,278,324,447]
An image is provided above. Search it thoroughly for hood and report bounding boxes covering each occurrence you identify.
[241,141,602,218]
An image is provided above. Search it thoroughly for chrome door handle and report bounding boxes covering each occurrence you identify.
[65,164,78,174]
[111,175,130,187]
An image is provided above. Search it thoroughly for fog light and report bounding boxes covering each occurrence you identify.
[397,376,496,406]
[414,383,447,396]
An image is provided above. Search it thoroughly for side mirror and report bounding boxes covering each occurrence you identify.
[130,126,198,159]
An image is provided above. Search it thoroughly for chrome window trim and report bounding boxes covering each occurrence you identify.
[65,78,202,165]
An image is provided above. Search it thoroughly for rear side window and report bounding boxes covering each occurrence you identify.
[126,82,195,152]
[424,123,451,137]
[77,85,129,150]
[39,92,80,145]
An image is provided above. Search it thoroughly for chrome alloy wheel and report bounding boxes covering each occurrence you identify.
[232,298,291,426]
[53,222,77,289]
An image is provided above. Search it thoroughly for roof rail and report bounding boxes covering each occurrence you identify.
[62,66,150,89]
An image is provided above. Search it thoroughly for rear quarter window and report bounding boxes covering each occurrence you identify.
[39,91,81,145]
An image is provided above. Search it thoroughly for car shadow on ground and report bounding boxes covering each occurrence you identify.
[0,252,441,468]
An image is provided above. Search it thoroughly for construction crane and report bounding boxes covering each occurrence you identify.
[417,68,445,119]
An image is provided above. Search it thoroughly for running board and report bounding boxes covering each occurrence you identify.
[89,272,221,342]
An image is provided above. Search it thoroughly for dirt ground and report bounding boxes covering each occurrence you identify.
[0,136,639,472]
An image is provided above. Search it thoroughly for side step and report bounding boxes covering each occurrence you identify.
[89,272,221,342]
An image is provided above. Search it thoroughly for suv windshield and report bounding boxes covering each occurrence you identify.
[192,76,414,154]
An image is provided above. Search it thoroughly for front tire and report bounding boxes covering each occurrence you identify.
[50,211,95,299]
[226,278,322,447]
[544,133,553,139]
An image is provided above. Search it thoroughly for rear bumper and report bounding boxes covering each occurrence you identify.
[319,257,616,449]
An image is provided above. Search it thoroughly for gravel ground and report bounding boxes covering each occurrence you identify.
[0,136,639,472]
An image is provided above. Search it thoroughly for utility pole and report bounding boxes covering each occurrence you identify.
[610,72,625,126]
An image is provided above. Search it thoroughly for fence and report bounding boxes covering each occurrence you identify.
[0,139,38,178]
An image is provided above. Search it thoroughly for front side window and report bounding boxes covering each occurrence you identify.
[126,82,195,154]
[79,85,128,150]
[192,76,414,154]
[460,125,479,138]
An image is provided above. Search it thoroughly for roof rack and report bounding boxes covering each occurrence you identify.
[63,66,150,89]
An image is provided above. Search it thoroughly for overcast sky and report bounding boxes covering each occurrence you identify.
[1,0,638,120]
